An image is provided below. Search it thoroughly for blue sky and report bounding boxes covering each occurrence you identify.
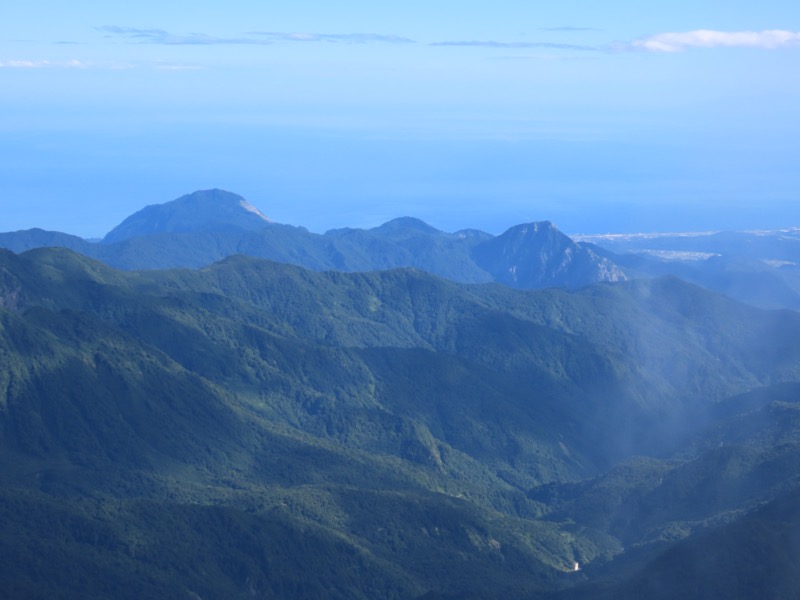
[2,1,799,236]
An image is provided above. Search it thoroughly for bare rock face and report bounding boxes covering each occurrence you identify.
[471,221,626,288]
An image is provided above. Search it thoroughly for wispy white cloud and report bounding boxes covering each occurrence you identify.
[97,26,263,45]
[430,40,597,51]
[249,31,415,44]
[541,26,601,32]
[0,58,178,71]
[99,26,414,46]
[628,29,800,52]
[488,54,600,62]
[88,25,800,55]
[0,59,89,69]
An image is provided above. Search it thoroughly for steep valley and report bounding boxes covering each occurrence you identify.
[2,245,800,598]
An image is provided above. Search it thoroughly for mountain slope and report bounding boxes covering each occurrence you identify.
[0,248,636,598]
[3,247,800,598]
[560,483,800,600]
[472,221,625,288]
[326,217,493,282]
[0,227,94,255]
[102,189,271,243]
[7,248,800,467]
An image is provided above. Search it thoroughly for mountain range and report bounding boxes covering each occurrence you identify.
[4,189,799,311]
[0,189,623,289]
[1,245,800,597]
[1,189,800,598]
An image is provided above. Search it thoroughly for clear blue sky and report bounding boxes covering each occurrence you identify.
[2,1,799,236]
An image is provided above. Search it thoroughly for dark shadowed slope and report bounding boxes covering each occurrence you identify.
[559,483,800,600]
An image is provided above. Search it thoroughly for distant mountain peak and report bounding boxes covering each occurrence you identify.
[372,217,441,237]
[102,189,270,243]
[505,221,557,236]
[472,220,626,288]
[523,220,554,230]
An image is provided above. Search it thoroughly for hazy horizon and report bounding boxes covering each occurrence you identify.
[3,1,799,237]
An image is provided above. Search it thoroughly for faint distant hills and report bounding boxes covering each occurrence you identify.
[580,230,800,311]
[576,229,800,262]
[0,189,625,290]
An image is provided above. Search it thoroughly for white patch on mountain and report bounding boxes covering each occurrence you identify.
[240,200,270,222]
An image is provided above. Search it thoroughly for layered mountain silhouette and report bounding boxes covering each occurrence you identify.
[0,189,624,289]
[3,189,800,598]
[4,190,799,310]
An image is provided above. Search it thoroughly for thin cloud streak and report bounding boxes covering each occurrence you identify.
[99,26,414,46]
[0,59,90,68]
[249,31,415,44]
[629,29,800,52]
[74,25,800,56]
[97,26,265,45]
[431,40,598,51]
[0,58,195,71]
[542,26,601,32]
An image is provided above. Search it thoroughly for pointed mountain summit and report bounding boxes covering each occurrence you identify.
[472,221,626,288]
[102,189,270,243]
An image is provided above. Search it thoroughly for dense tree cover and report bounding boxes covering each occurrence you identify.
[2,247,800,598]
